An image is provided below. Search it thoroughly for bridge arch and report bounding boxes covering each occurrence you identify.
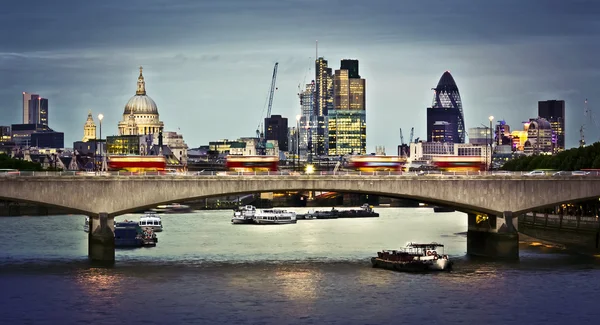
[0,195,94,216]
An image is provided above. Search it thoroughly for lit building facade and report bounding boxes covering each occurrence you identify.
[314,57,332,155]
[298,82,316,159]
[265,114,288,152]
[26,95,49,126]
[106,135,140,155]
[328,63,366,155]
[426,71,466,143]
[524,118,554,154]
[431,121,453,143]
[82,111,96,142]
[468,127,492,146]
[118,66,164,136]
[538,100,565,152]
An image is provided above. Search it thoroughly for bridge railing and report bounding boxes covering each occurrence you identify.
[521,213,600,230]
[3,170,600,177]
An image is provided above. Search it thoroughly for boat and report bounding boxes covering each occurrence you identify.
[139,211,163,232]
[371,242,452,272]
[231,205,256,224]
[301,208,339,219]
[433,206,456,213]
[114,221,158,248]
[253,209,297,225]
[338,204,379,218]
[153,203,192,213]
[84,216,90,232]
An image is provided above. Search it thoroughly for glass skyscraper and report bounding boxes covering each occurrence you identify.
[426,71,465,143]
[328,61,367,155]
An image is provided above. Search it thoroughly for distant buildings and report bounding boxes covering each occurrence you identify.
[22,93,48,126]
[538,100,565,153]
[426,71,465,143]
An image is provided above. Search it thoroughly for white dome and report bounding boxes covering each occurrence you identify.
[124,95,158,115]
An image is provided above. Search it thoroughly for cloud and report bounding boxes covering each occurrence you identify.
[1,0,600,150]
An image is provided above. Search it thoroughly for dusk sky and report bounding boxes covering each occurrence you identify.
[1,0,599,151]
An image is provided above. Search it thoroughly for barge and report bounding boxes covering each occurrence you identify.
[371,242,452,272]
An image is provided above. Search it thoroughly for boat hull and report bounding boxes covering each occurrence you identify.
[370,257,452,272]
[231,218,254,224]
[254,219,297,225]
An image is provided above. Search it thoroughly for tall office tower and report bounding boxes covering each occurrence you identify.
[299,81,316,158]
[264,114,289,152]
[22,92,35,123]
[426,71,465,143]
[328,62,366,155]
[27,95,49,126]
[538,100,565,152]
[314,57,333,155]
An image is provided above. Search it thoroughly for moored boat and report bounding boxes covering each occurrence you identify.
[338,204,379,218]
[254,209,297,224]
[232,205,257,224]
[371,242,452,272]
[139,211,163,232]
[114,221,158,248]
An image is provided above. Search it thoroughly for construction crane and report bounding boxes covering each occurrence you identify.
[256,62,279,155]
[409,127,414,143]
[399,128,406,157]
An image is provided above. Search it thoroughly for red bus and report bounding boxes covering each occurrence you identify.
[347,155,406,172]
[225,155,278,172]
[107,155,167,172]
[431,156,486,172]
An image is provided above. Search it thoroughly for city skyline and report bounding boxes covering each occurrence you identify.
[1,0,599,151]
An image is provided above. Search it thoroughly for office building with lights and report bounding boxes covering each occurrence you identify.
[538,100,565,152]
[314,57,333,155]
[328,62,366,155]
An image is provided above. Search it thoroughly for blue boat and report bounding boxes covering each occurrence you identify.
[114,221,157,248]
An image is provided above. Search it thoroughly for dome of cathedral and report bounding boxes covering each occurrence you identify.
[124,95,158,115]
[123,66,158,115]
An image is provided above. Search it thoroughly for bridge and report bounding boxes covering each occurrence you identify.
[2,173,600,263]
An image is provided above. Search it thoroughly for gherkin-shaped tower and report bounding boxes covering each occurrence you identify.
[426,71,465,143]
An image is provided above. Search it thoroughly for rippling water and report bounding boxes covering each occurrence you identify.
[1,207,600,325]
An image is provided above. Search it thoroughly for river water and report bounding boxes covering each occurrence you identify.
[1,207,599,325]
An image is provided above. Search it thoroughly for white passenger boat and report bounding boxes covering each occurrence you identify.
[232,205,256,224]
[84,216,90,233]
[139,211,163,232]
[253,209,297,225]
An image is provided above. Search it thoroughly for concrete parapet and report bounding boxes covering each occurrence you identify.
[88,213,115,265]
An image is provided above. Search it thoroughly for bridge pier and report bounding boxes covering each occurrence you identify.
[467,211,519,259]
[88,213,115,265]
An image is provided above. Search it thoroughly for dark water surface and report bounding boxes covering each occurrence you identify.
[1,208,599,325]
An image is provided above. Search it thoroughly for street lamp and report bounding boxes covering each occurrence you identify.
[98,113,104,171]
[488,115,494,171]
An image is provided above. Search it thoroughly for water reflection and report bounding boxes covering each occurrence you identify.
[74,268,125,300]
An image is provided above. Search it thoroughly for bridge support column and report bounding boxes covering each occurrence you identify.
[467,211,518,260]
[88,213,115,265]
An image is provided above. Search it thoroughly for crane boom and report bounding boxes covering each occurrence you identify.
[409,127,414,143]
[266,62,279,119]
[399,128,404,145]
